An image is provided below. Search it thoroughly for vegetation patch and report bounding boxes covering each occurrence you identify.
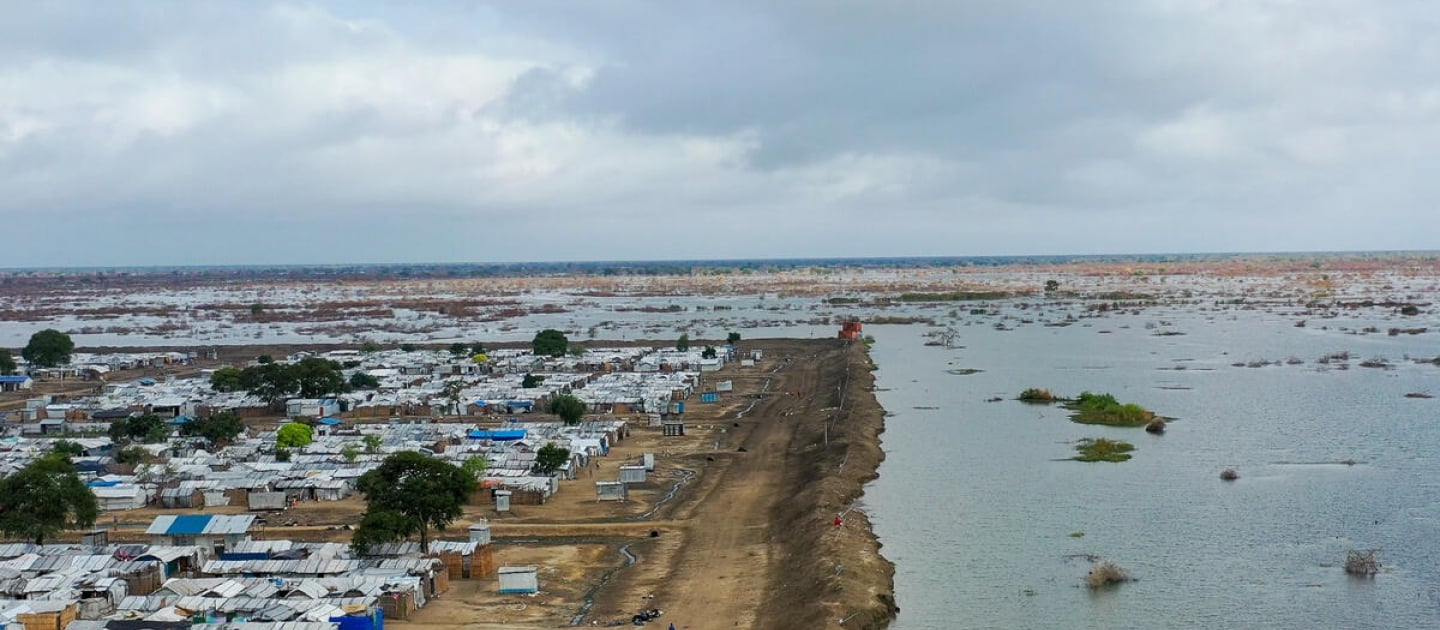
[1074,438,1134,463]
[1017,387,1058,403]
[898,290,1011,302]
[1066,391,1156,427]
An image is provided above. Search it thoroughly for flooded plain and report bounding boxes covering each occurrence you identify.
[867,305,1440,629]
[4,260,1439,628]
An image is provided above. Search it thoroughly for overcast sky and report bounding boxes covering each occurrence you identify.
[2,1,1438,266]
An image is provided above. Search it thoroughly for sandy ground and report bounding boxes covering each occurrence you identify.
[66,339,896,630]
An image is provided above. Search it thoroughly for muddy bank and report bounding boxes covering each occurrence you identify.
[761,340,897,629]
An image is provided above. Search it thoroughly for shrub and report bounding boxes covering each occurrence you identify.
[1018,388,1057,403]
[1344,550,1380,576]
[1074,438,1134,462]
[1086,561,1129,588]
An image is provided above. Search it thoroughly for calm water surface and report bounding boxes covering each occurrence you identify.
[866,309,1440,629]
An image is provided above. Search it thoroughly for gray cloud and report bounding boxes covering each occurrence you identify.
[1,1,1437,266]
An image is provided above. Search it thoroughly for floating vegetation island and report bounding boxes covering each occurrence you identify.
[1074,438,1135,462]
[1067,391,1157,427]
[1016,389,1161,427]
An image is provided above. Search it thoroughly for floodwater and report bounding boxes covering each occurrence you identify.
[865,307,1440,629]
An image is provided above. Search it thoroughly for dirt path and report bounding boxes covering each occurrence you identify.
[649,357,811,629]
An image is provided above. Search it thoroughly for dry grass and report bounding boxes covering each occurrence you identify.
[1017,388,1058,402]
[1086,561,1129,589]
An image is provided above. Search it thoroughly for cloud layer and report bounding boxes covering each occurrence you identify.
[2,1,1437,266]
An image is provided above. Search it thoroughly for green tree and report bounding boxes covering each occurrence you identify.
[532,329,569,357]
[521,373,543,389]
[179,411,246,450]
[209,366,245,392]
[702,346,717,359]
[115,446,151,466]
[727,331,741,344]
[349,372,380,389]
[0,454,100,544]
[549,394,585,425]
[50,439,85,457]
[353,451,474,553]
[276,422,314,448]
[109,414,169,445]
[350,510,414,555]
[363,433,383,454]
[22,329,75,368]
[441,380,467,416]
[533,443,571,476]
[461,455,489,482]
[0,348,16,375]
[292,357,350,398]
[676,333,691,351]
[242,363,297,403]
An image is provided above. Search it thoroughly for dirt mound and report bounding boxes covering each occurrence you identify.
[760,340,897,629]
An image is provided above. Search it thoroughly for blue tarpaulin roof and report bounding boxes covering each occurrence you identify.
[146,514,255,536]
[166,515,213,535]
[467,429,527,441]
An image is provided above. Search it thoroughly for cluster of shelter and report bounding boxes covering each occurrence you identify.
[0,342,762,630]
[3,345,742,428]
[0,514,493,630]
[3,411,637,513]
